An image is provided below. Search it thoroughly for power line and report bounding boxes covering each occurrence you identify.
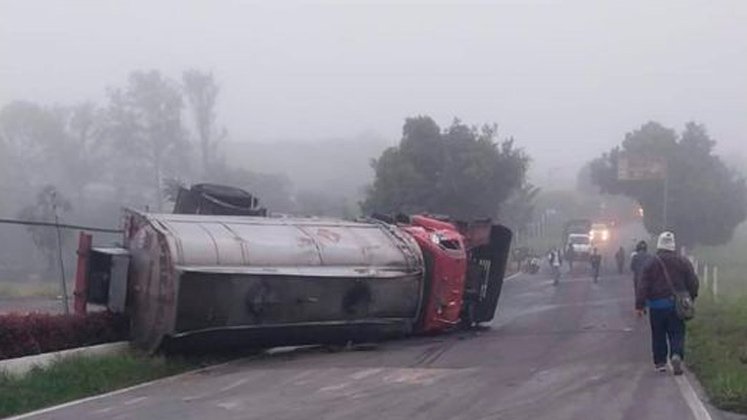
[0,218,122,234]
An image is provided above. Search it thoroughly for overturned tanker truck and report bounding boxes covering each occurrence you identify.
[80,184,512,353]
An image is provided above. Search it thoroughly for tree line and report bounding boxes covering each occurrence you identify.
[0,70,538,278]
[586,121,746,249]
[0,69,335,276]
[0,69,296,214]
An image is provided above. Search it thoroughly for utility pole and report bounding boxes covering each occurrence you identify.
[51,191,70,315]
[662,171,669,231]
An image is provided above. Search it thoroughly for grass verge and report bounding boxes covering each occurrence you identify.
[0,353,196,418]
[686,223,747,413]
[0,282,58,299]
[687,292,747,413]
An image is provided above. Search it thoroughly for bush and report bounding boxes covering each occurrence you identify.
[0,311,128,360]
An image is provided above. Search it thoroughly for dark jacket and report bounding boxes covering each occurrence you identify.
[630,251,653,284]
[590,254,601,268]
[635,250,699,310]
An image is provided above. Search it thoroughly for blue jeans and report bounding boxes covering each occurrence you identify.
[649,307,685,365]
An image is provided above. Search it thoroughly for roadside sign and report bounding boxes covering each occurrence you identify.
[617,153,667,181]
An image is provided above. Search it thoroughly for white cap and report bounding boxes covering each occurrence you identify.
[657,231,676,252]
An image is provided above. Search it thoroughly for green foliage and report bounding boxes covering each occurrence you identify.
[589,121,747,248]
[363,116,529,220]
[106,70,190,210]
[685,222,747,413]
[182,69,225,175]
[0,354,192,417]
[688,296,747,413]
[0,101,101,197]
[0,101,64,189]
[1,69,407,223]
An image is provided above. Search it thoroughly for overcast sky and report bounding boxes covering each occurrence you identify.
[2,0,746,184]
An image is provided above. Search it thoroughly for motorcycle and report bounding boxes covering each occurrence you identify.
[523,256,541,274]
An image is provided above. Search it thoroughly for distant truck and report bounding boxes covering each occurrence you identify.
[566,234,592,261]
[563,219,593,263]
[562,219,592,244]
[589,222,612,246]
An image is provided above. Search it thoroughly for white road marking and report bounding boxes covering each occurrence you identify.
[349,368,383,380]
[216,400,241,411]
[318,382,352,393]
[219,378,249,393]
[676,374,713,420]
[91,407,113,415]
[382,368,457,386]
[184,377,251,401]
[122,396,147,406]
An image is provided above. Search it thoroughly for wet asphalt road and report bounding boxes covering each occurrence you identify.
[21,268,710,420]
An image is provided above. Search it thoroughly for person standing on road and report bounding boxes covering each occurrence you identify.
[635,232,699,375]
[590,247,602,283]
[548,248,562,285]
[615,246,626,274]
[566,242,575,273]
[630,240,652,295]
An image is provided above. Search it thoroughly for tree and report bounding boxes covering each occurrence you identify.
[63,103,104,196]
[500,182,541,236]
[589,121,747,248]
[363,116,529,220]
[0,101,104,205]
[17,186,72,275]
[182,70,226,175]
[105,70,188,210]
[0,101,67,189]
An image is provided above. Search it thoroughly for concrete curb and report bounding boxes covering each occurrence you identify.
[0,341,130,377]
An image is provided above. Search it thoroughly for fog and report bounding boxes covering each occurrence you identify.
[2,0,746,188]
[1,0,747,283]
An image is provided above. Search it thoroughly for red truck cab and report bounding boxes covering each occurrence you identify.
[403,215,468,333]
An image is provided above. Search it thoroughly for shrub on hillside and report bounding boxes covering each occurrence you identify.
[0,311,128,360]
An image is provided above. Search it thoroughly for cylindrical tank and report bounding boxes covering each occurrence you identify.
[123,211,425,352]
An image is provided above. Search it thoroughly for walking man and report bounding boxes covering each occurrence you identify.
[630,240,652,296]
[549,248,562,285]
[590,247,602,283]
[635,232,699,375]
[566,242,575,273]
[615,246,626,275]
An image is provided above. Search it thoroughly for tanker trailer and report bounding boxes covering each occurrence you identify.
[80,188,511,352]
[117,211,425,352]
